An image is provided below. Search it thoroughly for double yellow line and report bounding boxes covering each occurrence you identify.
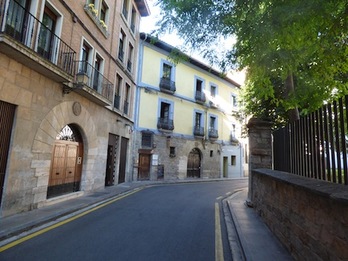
[0,189,142,252]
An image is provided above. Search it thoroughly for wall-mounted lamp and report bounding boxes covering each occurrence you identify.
[76,72,89,86]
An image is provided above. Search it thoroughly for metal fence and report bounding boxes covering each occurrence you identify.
[273,95,348,185]
[1,0,76,75]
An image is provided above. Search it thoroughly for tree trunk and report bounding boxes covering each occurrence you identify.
[284,73,300,122]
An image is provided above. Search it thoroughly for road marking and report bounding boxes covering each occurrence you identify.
[0,189,143,252]
[215,202,224,261]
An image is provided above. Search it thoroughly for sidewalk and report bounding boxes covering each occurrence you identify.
[226,189,293,261]
[0,181,293,260]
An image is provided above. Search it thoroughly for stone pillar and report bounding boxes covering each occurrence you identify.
[246,118,273,204]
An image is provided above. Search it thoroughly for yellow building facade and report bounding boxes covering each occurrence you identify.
[134,33,247,180]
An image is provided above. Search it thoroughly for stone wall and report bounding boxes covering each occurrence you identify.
[250,169,348,261]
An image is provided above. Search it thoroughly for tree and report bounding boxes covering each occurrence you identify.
[154,0,348,125]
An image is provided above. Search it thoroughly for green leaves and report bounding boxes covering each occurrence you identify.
[155,0,348,125]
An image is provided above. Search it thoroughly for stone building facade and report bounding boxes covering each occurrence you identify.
[0,0,149,217]
[133,33,247,181]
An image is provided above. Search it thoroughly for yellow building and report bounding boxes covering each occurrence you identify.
[134,33,246,180]
[0,0,149,217]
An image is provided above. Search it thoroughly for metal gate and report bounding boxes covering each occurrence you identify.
[105,134,119,186]
[0,101,16,205]
[187,148,201,178]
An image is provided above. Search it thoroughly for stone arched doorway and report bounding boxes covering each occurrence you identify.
[187,148,201,178]
[47,124,84,198]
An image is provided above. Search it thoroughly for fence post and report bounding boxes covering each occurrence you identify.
[246,118,273,205]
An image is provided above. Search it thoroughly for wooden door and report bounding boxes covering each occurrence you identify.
[48,140,82,198]
[187,148,201,178]
[138,154,150,180]
[118,137,128,183]
[105,145,115,186]
[0,101,16,206]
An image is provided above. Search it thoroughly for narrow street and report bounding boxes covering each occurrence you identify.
[0,180,247,261]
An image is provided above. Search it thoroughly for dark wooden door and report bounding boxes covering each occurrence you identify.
[0,101,16,206]
[187,148,201,178]
[138,154,150,180]
[118,137,128,183]
[105,145,115,186]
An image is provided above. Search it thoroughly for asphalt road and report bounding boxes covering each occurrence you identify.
[0,180,247,261]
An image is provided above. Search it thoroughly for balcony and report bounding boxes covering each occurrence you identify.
[195,91,206,104]
[157,118,174,131]
[208,128,219,140]
[209,100,219,109]
[159,77,176,94]
[193,126,204,137]
[74,61,113,106]
[0,1,76,82]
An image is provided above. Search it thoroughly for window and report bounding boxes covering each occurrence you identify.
[210,150,213,157]
[86,0,109,32]
[124,83,130,115]
[170,147,176,157]
[159,61,176,93]
[80,41,92,73]
[122,0,129,19]
[231,155,236,166]
[114,74,122,109]
[38,7,57,61]
[93,54,103,91]
[118,30,126,62]
[127,43,133,72]
[193,111,204,136]
[231,124,236,138]
[163,63,172,79]
[195,112,202,127]
[158,100,174,130]
[141,132,153,147]
[130,7,136,33]
[210,85,217,98]
[210,116,216,130]
[231,94,238,108]
[195,77,206,102]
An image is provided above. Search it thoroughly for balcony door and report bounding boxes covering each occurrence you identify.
[5,0,32,44]
[38,7,57,61]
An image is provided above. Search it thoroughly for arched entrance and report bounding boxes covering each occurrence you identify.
[47,124,84,198]
[187,148,201,178]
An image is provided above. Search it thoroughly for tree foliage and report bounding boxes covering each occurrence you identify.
[154,0,348,125]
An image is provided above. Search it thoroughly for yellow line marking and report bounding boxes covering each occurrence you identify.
[215,202,224,261]
[0,189,142,252]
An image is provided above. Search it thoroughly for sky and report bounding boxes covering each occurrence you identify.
[139,1,246,85]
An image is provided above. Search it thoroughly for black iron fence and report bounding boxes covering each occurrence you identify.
[1,0,76,75]
[273,95,348,185]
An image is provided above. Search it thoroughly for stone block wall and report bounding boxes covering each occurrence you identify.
[251,169,348,261]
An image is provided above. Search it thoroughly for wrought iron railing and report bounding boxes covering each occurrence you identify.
[273,95,348,185]
[195,91,206,103]
[124,100,129,115]
[75,60,113,103]
[208,128,219,139]
[193,126,204,137]
[159,77,176,94]
[1,0,76,75]
[157,118,174,131]
[114,95,120,109]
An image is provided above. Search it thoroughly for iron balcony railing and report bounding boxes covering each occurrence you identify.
[195,91,206,103]
[159,77,176,94]
[208,128,219,139]
[157,118,174,131]
[273,95,348,185]
[123,100,129,115]
[75,61,113,103]
[1,0,76,75]
[193,126,204,137]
